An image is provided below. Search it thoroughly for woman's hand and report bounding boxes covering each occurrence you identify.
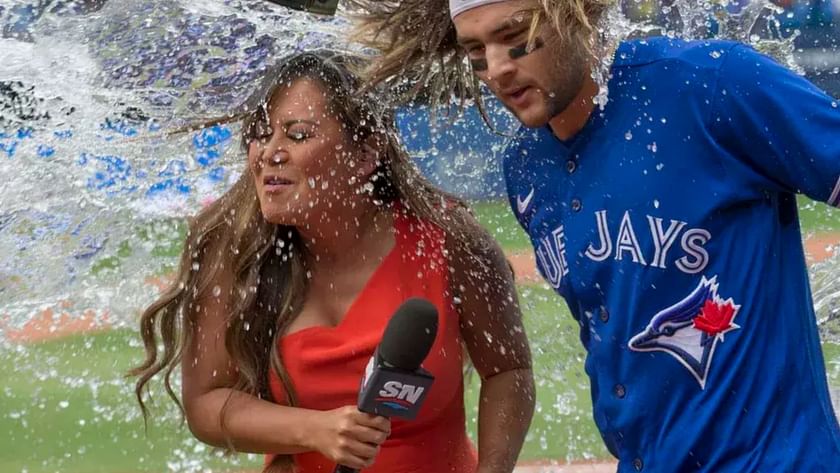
[308,405,391,469]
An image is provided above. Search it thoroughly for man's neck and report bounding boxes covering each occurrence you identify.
[548,75,599,141]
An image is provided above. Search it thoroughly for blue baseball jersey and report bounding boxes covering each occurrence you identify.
[502,37,840,471]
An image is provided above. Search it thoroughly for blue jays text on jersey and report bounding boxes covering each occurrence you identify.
[503,37,840,472]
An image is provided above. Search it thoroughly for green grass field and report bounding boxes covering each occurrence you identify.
[1,197,838,472]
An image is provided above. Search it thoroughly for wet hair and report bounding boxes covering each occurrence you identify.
[129,49,496,472]
[346,0,613,115]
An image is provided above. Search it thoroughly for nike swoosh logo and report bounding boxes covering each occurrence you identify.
[516,188,535,215]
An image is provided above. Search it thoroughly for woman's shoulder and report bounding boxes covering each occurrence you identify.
[397,200,508,278]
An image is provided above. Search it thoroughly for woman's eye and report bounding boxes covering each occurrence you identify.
[288,130,310,141]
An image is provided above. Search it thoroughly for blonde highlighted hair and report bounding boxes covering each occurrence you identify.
[347,0,614,113]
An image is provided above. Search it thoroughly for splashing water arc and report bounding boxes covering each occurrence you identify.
[0,0,838,472]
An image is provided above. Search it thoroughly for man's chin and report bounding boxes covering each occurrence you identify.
[513,109,551,128]
[496,97,551,127]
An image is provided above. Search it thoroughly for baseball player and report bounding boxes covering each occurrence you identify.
[348,0,840,470]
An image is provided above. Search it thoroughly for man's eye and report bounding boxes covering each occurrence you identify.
[504,30,526,42]
[466,46,484,56]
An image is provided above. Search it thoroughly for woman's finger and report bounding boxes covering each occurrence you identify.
[351,425,389,446]
[345,437,379,459]
[355,413,391,433]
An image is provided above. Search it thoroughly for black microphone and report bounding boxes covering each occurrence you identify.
[262,0,339,15]
[334,297,439,473]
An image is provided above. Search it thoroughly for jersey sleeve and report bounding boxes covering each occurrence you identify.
[709,43,840,207]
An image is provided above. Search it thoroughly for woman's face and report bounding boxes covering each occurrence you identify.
[248,78,372,227]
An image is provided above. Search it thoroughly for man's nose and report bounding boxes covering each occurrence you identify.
[485,45,517,84]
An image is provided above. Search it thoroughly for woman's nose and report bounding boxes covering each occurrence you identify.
[257,137,289,166]
[265,149,289,166]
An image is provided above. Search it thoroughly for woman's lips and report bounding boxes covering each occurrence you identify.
[263,175,293,193]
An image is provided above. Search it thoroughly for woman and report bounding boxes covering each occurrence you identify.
[130,50,534,473]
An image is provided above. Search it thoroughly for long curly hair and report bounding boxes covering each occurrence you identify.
[347,0,614,114]
[129,50,494,472]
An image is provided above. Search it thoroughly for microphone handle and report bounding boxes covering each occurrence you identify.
[334,465,358,473]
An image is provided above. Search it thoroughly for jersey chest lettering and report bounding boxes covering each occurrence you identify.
[536,210,712,288]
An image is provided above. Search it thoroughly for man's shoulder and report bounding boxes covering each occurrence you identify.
[613,36,743,71]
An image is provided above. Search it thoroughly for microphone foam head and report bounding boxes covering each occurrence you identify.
[378,297,439,371]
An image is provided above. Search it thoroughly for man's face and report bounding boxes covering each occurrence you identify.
[453,0,588,127]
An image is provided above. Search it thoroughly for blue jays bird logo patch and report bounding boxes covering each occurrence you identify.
[628,276,740,389]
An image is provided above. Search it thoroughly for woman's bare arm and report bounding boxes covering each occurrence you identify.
[449,228,536,473]
[180,269,389,468]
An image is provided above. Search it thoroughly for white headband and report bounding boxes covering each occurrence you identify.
[449,0,510,19]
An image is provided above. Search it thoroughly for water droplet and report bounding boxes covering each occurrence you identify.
[624,131,633,141]
[656,163,665,171]
[654,200,660,208]
[212,285,221,297]
[832,101,838,108]
[58,401,69,409]
[308,177,316,188]
[709,50,722,59]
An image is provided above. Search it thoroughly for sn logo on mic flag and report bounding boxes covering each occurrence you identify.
[358,355,435,419]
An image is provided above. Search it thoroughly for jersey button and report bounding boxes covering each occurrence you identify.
[599,307,610,323]
[565,159,577,173]
[571,198,582,212]
[614,384,626,399]
[633,458,644,471]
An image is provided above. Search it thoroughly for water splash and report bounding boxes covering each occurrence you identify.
[0,1,838,471]
[592,0,806,108]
